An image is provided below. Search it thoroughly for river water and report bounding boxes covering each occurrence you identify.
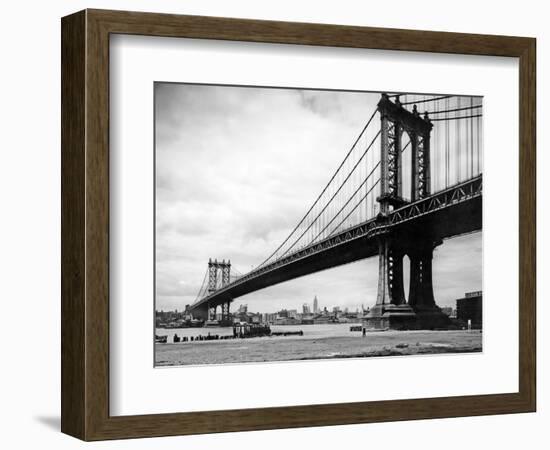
[155,327,483,366]
[156,322,363,343]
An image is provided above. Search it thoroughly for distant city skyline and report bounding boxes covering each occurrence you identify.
[155,232,481,313]
[155,83,482,313]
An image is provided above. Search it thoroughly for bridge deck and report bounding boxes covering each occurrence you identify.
[190,175,482,311]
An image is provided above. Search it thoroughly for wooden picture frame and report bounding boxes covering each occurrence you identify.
[61,9,536,441]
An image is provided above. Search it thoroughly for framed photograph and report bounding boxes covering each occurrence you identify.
[61,9,536,440]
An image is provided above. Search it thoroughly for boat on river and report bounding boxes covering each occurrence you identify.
[155,334,168,343]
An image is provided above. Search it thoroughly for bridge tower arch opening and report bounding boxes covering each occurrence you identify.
[402,253,411,302]
[400,133,413,202]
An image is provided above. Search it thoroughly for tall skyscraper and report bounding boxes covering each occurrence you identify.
[313,295,319,314]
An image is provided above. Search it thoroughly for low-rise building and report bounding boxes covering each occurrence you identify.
[456,291,482,329]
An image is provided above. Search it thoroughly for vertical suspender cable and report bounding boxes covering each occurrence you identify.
[434,116,438,192]
[477,113,481,174]
[470,97,474,177]
[454,97,461,183]
[445,97,450,188]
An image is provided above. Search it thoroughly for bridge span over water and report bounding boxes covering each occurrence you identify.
[188,93,483,329]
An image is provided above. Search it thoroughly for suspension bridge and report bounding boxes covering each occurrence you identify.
[188,93,483,329]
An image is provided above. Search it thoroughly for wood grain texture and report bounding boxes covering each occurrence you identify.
[60,8,537,441]
[61,10,86,439]
[518,38,536,409]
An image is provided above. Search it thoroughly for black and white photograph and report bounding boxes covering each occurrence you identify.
[154,83,483,367]
[2,1,542,446]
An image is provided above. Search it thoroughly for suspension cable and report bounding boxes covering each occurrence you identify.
[224,94,483,283]
[430,114,482,122]
[445,97,450,187]
[257,107,379,267]
[279,129,381,257]
[192,268,209,303]
[401,95,453,105]
[424,104,481,115]
[308,162,381,247]
[327,179,381,238]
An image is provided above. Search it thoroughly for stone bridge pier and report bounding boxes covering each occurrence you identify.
[364,231,450,330]
[191,302,209,321]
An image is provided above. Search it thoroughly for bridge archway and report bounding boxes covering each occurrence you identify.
[402,254,411,303]
[400,132,413,202]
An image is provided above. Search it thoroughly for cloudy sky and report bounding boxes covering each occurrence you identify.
[155,83,482,313]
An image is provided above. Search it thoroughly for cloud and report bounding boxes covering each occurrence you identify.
[155,83,482,313]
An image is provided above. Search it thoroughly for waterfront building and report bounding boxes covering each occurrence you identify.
[278,309,288,318]
[456,291,483,329]
[251,314,261,324]
[266,313,278,323]
[313,295,319,314]
[275,316,299,326]
[302,303,311,314]
[313,316,332,324]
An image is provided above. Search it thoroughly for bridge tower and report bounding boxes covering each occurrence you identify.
[206,259,232,322]
[365,94,448,329]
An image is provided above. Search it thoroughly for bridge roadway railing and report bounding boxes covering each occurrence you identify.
[192,174,482,307]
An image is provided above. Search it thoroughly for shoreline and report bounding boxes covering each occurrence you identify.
[155,330,482,367]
